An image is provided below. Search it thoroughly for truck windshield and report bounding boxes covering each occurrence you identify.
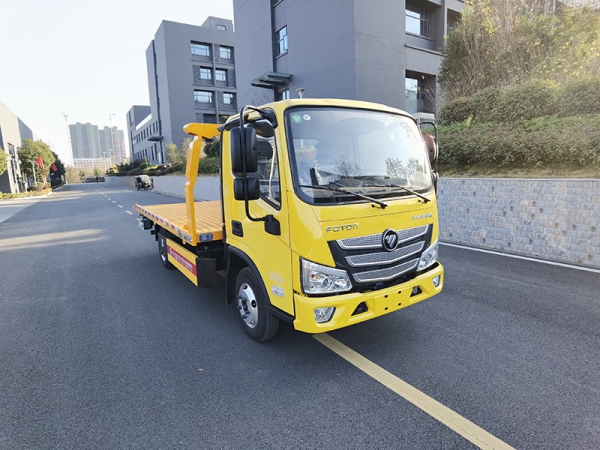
[287,106,433,206]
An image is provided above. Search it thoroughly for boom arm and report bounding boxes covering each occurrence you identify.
[182,123,220,246]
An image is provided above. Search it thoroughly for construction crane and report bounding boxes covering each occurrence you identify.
[54,108,73,164]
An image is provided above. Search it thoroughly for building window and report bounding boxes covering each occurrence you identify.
[276,26,288,56]
[406,5,431,38]
[200,67,212,80]
[276,89,290,100]
[217,25,226,31]
[219,46,232,59]
[223,93,235,105]
[405,72,435,114]
[215,69,227,82]
[191,42,211,56]
[195,90,214,103]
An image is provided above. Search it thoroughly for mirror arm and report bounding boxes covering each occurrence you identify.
[238,105,281,235]
[419,120,438,173]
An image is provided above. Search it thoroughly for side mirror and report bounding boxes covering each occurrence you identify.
[425,133,438,167]
[234,177,260,201]
[231,127,258,173]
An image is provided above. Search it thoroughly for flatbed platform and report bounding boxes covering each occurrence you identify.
[134,200,224,244]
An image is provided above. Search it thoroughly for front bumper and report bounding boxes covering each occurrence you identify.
[292,263,444,334]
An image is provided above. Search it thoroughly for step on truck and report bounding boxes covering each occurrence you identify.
[134,98,444,342]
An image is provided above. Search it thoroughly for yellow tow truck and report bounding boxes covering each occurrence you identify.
[134,98,443,342]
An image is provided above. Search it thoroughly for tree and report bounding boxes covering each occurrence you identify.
[0,146,6,176]
[164,138,191,165]
[93,168,102,177]
[65,167,80,184]
[17,139,55,182]
[51,151,66,177]
[439,0,600,102]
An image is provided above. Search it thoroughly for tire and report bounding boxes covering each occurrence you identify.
[158,232,174,270]
[235,267,279,342]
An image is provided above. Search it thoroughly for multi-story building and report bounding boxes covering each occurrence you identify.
[128,17,237,165]
[0,100,39,194]
[70,122,126,169]
[233,0,463,115]
[70,122,101,159]
[99,126,125,165]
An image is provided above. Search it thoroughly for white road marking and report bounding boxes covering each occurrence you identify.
[441,242,600,274]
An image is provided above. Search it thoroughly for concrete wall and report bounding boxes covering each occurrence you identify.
[438,178,600,269]
[105,175,221,202]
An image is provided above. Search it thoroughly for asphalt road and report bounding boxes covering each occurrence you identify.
[0,183,599,449]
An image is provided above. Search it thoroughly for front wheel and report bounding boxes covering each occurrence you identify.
[235,267,279,342]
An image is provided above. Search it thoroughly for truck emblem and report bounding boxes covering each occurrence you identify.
[382,229,398,251]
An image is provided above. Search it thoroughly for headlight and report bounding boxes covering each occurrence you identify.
[418,238,438,271]
[301,259,352,294]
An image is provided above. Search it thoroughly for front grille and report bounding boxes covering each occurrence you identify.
[329,224,432,292]
[353,259,419,283]
[338,225,428,250]
[345,241,424,267]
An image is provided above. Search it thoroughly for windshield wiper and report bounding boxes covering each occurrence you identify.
[363,183,430,203]
[298,184,388,209]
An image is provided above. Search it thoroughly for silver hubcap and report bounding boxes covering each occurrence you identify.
[237,283,258,328]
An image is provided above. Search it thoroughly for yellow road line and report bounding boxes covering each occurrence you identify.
[314,333,514,450]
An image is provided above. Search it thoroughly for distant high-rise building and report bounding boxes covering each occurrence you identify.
[127,17,236,165]
[99,126,125,164]
[70,122,125,168]
[69,122,101,159]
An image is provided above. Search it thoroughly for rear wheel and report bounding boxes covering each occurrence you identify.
[235,267,279,342]
[158,232,174,269]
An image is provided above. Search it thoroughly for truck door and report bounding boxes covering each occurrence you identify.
[223,129,294,317]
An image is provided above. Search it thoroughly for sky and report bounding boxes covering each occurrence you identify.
[0,0,234,166]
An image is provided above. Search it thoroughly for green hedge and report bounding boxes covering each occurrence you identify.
[440,78,600,125]
[439,97,473,125]
[490,80,556,123]
[438,114,600,167]
[553,78,600,118]
[198,157,219,174]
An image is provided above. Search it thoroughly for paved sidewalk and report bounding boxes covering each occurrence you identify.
[0,197,45,224]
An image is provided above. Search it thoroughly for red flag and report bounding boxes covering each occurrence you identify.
[51,163,58,172]
[35,156,45,170]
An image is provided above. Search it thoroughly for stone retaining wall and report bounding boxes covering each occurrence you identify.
[438,178,600,269]
[107,176,600,269]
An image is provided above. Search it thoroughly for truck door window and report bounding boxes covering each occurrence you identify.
[256,136,281,207]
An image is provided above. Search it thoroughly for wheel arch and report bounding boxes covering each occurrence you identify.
[226,246,294,324]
